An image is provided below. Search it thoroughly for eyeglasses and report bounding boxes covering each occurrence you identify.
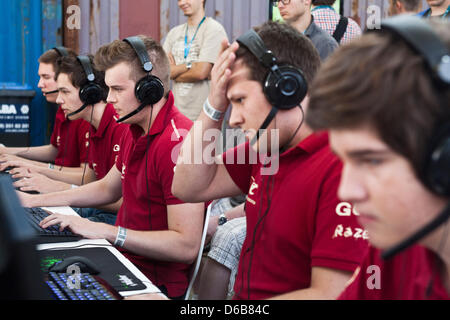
[272,0,291,6]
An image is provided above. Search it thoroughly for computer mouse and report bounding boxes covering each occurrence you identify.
[48,256,100,275]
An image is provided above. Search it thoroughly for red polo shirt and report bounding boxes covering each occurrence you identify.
[87,104,128,180]
[50,107,90,167]
[223,132,368,300]
[338,245,450,300]
[114,92,193,298]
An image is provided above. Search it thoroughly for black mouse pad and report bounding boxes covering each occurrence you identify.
[39,247,147,292]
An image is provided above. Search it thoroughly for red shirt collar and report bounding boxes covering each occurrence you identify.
[129,91,175,140]
[90,104,117,138]
[281,131,329,157]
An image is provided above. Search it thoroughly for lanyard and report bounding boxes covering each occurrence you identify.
[423,5,450,18]
[184,16,206,60]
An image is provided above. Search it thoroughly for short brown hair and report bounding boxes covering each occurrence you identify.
[94,35,170,97]
[236,21,321,89]
[312,0,335,6]
[38,47,76,71]
[306,20,450,177]
[55,54,108,101]
[392,0,421,12]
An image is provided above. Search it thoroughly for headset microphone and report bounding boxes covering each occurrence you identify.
[43,89,59,96]
[67,103,88,120]
[382,204,450,260]
[116,102,147,123]
[236,29,308,148]
[115,36,164,124]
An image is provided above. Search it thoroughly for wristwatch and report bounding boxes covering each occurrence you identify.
[186,62,192,70]
[218,213,228,226]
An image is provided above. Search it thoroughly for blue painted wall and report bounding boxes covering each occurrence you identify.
[0,0,62,146]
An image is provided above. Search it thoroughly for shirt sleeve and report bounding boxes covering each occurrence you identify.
[75,121,90,164]
[162,29,174,55]
[310,159,368,273]
[222,142,253,194]
[197,21,228,64]
[156,122,189,206]
[50,111,62,148]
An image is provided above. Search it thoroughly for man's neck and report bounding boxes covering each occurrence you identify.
[279,106,313,151]
[138,97,167,136]
[290,13,312,34]
[422,206,450,295]
[430,0,450,16]
[85,102,107,130]
[187,9,206,27]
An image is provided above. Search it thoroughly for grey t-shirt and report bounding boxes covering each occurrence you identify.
[304,16,338,61]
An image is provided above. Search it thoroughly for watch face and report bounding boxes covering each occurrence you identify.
[218,216,227,226]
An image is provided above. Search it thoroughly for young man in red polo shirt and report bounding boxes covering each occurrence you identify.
[306,17,450,299]
[172,21,368,300]
[17,54,127,224]
[0,47,91,192]
[19,36,205,299]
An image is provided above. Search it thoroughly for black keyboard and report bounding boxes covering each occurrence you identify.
[25,207,81,240]
[46,272,120,300]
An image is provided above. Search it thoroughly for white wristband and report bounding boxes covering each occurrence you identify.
[48,163,55,170]
[203,98,224,121]
[114,226,127,247]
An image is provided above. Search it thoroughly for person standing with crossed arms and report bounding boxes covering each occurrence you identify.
[163,0,228,121]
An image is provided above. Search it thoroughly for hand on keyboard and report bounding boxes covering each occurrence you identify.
[38,210,104,240]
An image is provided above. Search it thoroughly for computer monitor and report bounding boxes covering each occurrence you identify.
[0,175,50,299]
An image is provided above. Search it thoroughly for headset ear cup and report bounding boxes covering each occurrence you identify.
[135,75,164,106]
[264,65,308,110]
[79,83,105,106]
[424,123,450,196]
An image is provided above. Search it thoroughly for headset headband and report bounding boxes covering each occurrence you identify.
[378,15,450,86]
[124,36,153,73]
[54,46,69,57]
[77,55,96,82]
[237,29,278,70]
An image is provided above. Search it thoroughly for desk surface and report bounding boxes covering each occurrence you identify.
[37,206,165,299]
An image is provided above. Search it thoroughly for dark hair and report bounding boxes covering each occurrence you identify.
[94,35,170,97]
[203,0,207,8]
[312,0,336,6]
[236,21,321,89]
[55,54,108,101]
[306,20,450,177]
[38,47,76,71]
[392,0,421,11]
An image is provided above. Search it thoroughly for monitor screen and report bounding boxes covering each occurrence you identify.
[0,176,50,299]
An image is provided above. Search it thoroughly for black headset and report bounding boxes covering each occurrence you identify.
[378,16,450,197]
[373,16,450,260]
[66,56,105,119]
[234,28,308,299]
[53,46,69,57]
[236,28,308,110]
[76,55,106,106]
[123,36,165,106]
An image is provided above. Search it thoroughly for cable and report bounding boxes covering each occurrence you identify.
[144,106,159,287]
[78,105,94,218]
[425,219,450,298]
[279,105,304,154]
